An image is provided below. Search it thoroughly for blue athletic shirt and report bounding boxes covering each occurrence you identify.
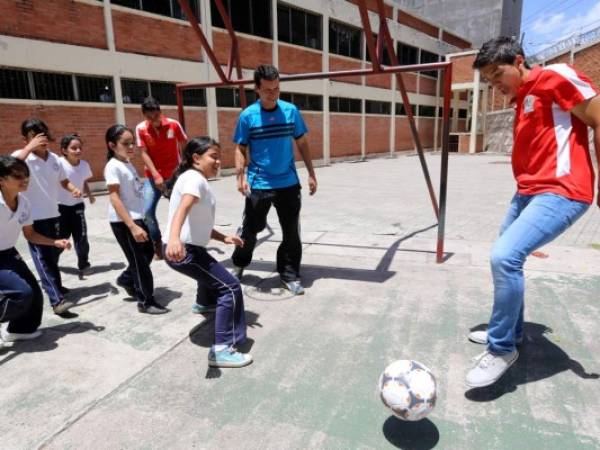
[233,99,308,189]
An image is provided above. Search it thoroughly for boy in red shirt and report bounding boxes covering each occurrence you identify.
[465,37,600,388]
[135,97,187,259]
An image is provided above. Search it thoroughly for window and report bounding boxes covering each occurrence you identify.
[329,21,361,59]
[366,34,391,65]
[216,88,257,108]
[397,43,418,65]
[212,0,271,38]
[111,0,200,21]
[279,92,323,111]
[365,100,391,115]
[278,3,322,50]
[420,50,439,78]
[395,103,416,115]
[121,79,149,104]
[418,105,436,117]
[122,79,206,106]
[77,76,113,103]
[0,68,31,99]
[329,96,362,113]
[458,108,468,119]
[182,89,207,107]
[32,72,74,101]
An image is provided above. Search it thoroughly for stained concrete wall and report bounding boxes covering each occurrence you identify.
[485,109,514,154]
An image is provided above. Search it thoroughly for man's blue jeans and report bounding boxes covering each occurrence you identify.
[143,177,163,243]
[487,192,589,354]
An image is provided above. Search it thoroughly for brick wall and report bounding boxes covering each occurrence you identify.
[113,10,202,61]
[395,117,414,151]
[419,76,438,95]
[546,52,570,65]
[417,118,435,148]
[346,0,393,18]
[442,31,471,49]
[330,56,363,85]
[0,104,118,181]
[0,0,107,49]
[213,31,272,69]
[451,54,476,84]
[216,110,240,169]
[279,44,322,74]
[300,113,324,161]
[330,115,362,157]
[573,46,600,87]
[398,12,438,39]
[365,116,391,154]
[365,63,392,89]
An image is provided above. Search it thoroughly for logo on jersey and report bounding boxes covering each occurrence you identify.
[18,210,30,225]
[523,95,537,114]
[167,128,174,139]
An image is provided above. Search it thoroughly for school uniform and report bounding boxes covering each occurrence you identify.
[58,158,92,270]
[104,157,155,307]
[164,169,246,347]
[12,150,67,307]
[0,193,44,333]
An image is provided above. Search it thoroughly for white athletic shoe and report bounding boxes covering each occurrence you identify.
[0,323,42,342]
[466,349,518,388]
[468,330,523,345]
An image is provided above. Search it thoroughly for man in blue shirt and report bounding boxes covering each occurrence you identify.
[232,65,317,295]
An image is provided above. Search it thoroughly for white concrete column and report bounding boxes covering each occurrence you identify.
[469,70,481,154]
[451,90,460,131]
[271,0,279,67]
[322,9,330,165]
[361,99,366,160]
[200,0,219,141]
[102,0,125,124]
[481,84,489,151]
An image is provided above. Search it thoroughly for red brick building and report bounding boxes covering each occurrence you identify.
[0,0,471,181]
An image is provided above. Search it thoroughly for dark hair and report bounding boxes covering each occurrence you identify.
[141,97,161,113]
[165,136,219,195]
[60,134,83,154]
[20,118,53,141]
[473,36,530,69]
[254,64,279,87]
[105,124,132,160]
[0,155,30,180]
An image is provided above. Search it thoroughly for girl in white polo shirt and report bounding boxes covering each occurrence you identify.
[0,156,71,347]
[58,134,95,277]
[104,124,167,315]
[12,119,82,316]
[164,137,251,368]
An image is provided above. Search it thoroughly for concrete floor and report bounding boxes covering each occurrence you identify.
[2,153,600,450]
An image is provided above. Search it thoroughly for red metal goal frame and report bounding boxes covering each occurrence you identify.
[175,0,452,263]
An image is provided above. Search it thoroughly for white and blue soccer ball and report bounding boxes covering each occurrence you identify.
[378,360,437,421]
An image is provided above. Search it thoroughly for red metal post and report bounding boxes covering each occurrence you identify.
[357,2,381,72]
[436,62,452,263]
[176,85,185,130]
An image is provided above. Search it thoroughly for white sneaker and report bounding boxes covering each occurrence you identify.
[0,323,42,342]
[468,330,523,345]
[466,349,519,388]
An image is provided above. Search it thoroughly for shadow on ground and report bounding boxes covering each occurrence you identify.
[465,322,599,401]
[0,321,105,366]
[382,416,440,449]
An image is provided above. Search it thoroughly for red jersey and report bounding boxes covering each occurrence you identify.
[135,116,187,180]
[512,64,597,203]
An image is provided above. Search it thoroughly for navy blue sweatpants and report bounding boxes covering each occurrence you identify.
[28,217,64,306]
[165,244,246,347]
[0,247,43,333]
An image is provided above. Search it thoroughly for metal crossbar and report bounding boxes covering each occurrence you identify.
[175,0,452,263]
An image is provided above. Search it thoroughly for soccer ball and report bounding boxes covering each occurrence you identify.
[378,360,437,421]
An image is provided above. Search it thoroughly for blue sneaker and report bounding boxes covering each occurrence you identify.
[192,303,217,314]
[208,347,253,368]
[281,279,305,295]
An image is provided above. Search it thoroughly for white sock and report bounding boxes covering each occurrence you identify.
[213,344,228,352]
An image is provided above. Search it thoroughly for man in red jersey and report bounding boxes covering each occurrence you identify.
[465,37,600,388]
[135,97,187,259]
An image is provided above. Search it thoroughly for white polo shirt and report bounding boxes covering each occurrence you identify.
[11,150,67,221]
[165,169,216,247]
[104,157,144,223]
[0,193,33,251]
[58,158,93,206]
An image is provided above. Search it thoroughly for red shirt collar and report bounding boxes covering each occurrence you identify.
[513,65,543,103]
[145,115,169,131]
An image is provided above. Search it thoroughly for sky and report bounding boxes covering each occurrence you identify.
[520,0,600,57]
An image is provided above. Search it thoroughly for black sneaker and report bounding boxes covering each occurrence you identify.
[138,302,168,315]
[116,279,135,297]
